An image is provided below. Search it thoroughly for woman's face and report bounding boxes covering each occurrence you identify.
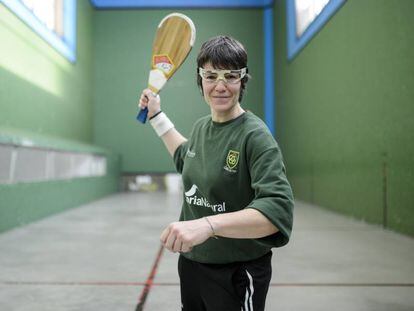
[201,63,242,115]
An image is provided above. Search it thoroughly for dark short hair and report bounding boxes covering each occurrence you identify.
[196,35,250,102]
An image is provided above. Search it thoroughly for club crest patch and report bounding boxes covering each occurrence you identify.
[224,150,239,173]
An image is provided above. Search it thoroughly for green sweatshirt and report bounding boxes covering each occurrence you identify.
[173,111,294,264]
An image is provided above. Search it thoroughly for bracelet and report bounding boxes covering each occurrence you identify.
[149,110,162,120]
[149,112,174,137]
[204,217,219,239]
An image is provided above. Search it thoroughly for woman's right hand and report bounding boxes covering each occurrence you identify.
[138,89,161,119]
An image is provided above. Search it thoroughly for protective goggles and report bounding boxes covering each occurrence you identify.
[198,67,247,84]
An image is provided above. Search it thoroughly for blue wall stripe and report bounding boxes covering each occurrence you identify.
[91,0,274,8]
[263,7,275,136]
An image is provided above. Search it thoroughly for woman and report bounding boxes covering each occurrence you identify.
[139,35,294,311]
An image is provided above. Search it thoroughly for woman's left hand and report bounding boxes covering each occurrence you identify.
[160,218,213,253]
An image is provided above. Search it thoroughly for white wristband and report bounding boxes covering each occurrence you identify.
[149,112,174,137]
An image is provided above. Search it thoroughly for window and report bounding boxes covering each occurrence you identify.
[1,0,77,62]
[20,0,64,37]
[295,0,330,37]
[286,0,347,60]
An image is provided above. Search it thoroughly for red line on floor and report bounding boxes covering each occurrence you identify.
[269,283,414,287]
[1,281,413,287]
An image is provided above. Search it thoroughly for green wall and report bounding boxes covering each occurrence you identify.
[93,9,264,173]
[0,1,120,233]
[274,0,414,236]
[2,0,412,238]
[0,1,93,141]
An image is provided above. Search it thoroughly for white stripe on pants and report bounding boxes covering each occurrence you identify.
[244,270,254,311]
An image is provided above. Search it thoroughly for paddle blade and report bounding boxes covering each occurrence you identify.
[136,13,196,123]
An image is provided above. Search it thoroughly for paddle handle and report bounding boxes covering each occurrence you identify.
[136,107,149,124]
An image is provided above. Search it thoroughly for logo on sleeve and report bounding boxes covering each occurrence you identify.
[224,150,239,173]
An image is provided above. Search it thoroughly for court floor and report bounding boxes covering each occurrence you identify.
[0,192,413,310]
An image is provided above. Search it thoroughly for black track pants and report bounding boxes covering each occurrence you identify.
[178,252,272,311]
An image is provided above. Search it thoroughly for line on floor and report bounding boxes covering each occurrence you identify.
[1,281,413,287]
[270,283,414,287]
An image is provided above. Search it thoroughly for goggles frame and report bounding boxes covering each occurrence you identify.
[198,67,247,84]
